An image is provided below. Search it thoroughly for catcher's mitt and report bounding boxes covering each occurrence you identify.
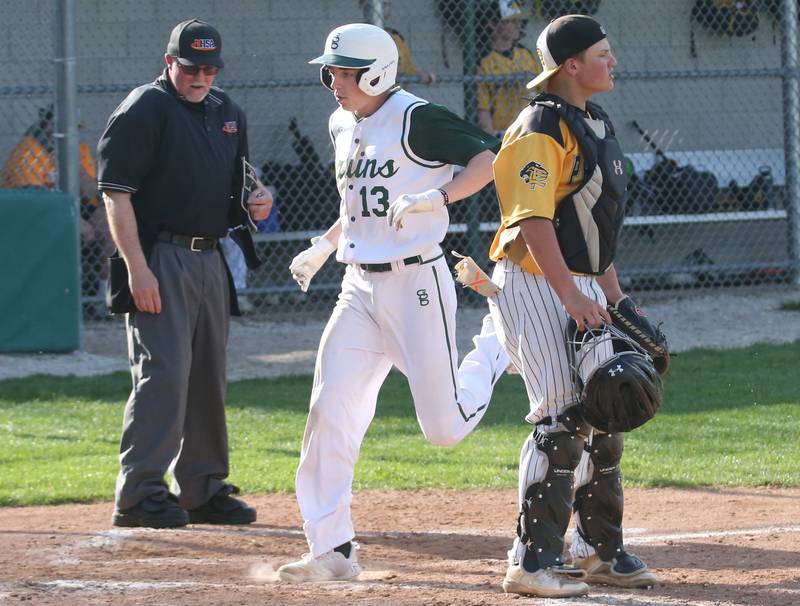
[452,251,500,297]
[607,296,670,375]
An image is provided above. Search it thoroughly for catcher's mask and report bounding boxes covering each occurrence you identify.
[310,23,399,96]
[566,319,663,433]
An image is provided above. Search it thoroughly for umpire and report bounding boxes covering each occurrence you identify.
[98,19,272,528]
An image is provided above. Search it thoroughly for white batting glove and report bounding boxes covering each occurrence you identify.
[289,236,336,293]
[386,188,446,230]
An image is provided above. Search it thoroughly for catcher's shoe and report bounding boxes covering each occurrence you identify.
[572,552,658,588]
[502,565,590,597]
[277,543,361,582]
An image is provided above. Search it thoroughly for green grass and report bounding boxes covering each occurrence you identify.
[1,341,798,506]
[779,299,800,311]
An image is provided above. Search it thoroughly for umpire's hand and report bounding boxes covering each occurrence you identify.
[129,264,161,314]
[247,186,273,221]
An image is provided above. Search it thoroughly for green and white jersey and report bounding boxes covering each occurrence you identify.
[330,88,498,264]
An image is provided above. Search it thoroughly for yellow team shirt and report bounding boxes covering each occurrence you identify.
[0,136,55,189]
[489,103,585,275]
[388,29,418,76]
[477,45,541,132]
[1,137,98,205]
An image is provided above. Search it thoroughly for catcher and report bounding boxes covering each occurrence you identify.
[465,14,669,597]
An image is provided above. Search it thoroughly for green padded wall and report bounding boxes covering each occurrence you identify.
[0,190,81,352]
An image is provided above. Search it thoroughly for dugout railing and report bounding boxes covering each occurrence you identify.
[250,209,792,300]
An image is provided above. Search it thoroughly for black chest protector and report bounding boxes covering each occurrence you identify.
[535,94,627,275]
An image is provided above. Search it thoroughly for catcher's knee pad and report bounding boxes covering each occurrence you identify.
[518,431,585,569]
[574,432,625,561]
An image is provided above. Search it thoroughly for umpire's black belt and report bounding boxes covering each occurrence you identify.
[157,231,218,252]
[360,252,444,273]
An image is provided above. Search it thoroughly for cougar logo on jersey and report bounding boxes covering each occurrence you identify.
[337,157,399,180]
[519,161,549,190]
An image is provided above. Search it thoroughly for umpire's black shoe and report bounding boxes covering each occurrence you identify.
[188,484,257,525]
[112,493,189,528]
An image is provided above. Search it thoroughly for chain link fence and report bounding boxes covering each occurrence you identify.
[1,0,798,324]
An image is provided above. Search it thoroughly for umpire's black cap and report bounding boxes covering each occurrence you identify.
[166,19,224,68]
[527,14,606,90]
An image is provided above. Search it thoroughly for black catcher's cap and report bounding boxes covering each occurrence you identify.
[527,14,607,90]
[166,19,224,68]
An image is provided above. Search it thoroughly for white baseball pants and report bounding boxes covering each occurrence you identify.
[487,257,612,566]
[296,250,508,556]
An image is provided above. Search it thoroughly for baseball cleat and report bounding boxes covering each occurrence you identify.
[277,543,361,582]
[502,564,590,597]
[572,552,658,588]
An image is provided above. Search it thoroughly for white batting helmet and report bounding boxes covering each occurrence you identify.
[309,23,399,96]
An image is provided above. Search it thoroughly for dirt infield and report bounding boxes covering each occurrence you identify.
[1,486,798,606]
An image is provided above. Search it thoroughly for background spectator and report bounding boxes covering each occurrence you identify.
[476,0,540,136]
[359,0,437,85]
[1,105,114,297]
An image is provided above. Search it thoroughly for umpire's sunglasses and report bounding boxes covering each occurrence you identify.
[173,59,220,76]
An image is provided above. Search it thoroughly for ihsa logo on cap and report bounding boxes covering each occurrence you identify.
[191,38,217,51]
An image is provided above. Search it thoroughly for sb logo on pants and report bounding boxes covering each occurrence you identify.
[416,289,429,307]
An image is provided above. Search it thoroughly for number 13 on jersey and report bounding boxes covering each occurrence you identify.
[359,185,389,217]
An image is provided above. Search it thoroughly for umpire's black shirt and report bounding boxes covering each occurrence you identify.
[97,70,248,241]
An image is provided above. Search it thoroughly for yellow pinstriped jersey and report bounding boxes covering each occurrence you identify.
[477,45,540,132]
[388,29,418,76]
[489,102,585,275]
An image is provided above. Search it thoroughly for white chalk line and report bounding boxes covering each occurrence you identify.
[55,523,800,559]
[625,524,800,545]
[4,578,793,606]
[0,579,264,592]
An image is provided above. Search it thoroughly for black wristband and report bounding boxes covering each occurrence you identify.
[437,188,450,206]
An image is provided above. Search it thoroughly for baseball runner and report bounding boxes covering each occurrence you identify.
[485,15,659,597]
[276,23,509,582]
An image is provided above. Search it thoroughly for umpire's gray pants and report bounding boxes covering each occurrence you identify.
[115,242,231,511]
